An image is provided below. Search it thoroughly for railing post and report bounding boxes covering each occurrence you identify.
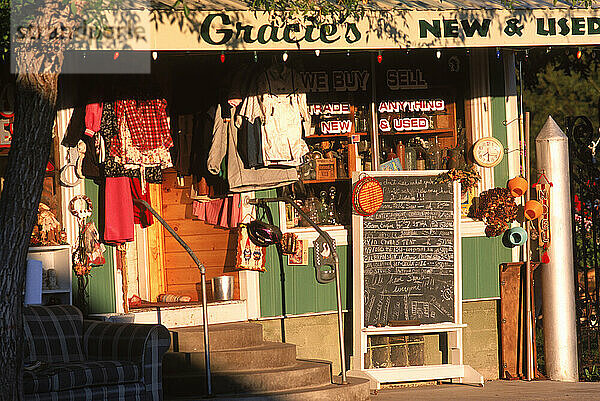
[133,199,212,395]
[248,196,348,384]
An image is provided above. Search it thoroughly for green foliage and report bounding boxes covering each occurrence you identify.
[247,0,365,24]
[583,365,600,381]
[524,49,600,141]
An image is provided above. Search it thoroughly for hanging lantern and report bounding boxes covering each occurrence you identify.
[507,176,528,197]
[352,175,384,216]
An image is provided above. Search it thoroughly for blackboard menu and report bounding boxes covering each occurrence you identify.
[362,175,455,326]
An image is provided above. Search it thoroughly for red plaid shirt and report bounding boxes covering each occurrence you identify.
[115,99,173,152]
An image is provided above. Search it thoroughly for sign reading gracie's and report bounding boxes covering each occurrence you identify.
[152,9,600,50]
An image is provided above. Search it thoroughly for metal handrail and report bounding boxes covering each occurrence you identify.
[133,199,212,396]
[248,195,347,384]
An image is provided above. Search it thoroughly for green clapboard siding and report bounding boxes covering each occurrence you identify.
[72,179,116,314]
[489,50,510,188]
[462,236,510,299]
[257,190,349,317]
[460,50,513,300]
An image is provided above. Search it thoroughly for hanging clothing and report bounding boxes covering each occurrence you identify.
[103,177,134,245]
[173,114,194,176]
[108,99,174,182]
[207,104,298,193]
[62,106,102,179]
[62,106,85,147]
[84,103,103,136]
[130,177,153,228]
[100,102,164,184]
[103,177,154,245]
[116,99,173,152]
[192,194,242,228]
[240,65,310,166]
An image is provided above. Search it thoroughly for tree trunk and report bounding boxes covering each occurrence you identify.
[0,0,75,396]
[0,73,58,400]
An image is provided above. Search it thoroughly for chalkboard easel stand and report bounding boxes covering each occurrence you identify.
[347,171,483,389]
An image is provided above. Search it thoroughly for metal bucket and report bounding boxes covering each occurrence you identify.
[212,275,234,301]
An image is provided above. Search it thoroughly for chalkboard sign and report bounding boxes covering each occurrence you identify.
[358,173,458,326]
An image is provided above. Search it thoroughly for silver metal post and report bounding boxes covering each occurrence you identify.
[249,196,347,384]
[132,199,213,395]
[200,272,212,395]
[370,55,380,171]
[535,116,578,381]
[524,112,534,381]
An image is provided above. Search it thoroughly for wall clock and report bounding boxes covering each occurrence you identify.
[473,137,504,168]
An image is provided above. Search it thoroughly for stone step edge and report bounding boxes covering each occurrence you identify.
[163,359,331,378]
[168,341,296,355]
[164,377,371,401]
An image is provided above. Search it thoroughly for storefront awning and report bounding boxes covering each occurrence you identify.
[114,0,600,50]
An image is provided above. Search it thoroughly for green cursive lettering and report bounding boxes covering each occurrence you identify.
[201,14,233,45]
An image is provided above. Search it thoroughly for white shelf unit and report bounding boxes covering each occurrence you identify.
[28,245,72,305]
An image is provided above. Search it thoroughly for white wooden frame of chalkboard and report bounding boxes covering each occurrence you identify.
[347,171,483,389]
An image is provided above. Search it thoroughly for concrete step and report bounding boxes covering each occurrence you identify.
[165,377,371,401]
[163,360,332,396]
[170,322,263,352]
[163,341,297,373]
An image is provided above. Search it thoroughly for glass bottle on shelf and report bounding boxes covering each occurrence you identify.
[380,139,388,165]
[328,186,339,225]
[416,149,426,170]
[354,106,363,133]
[395,141,406,169]
[302,195,321,226]
[319,191,329,224]
[427,136,442,170]
[405,141,417,170]
[364,149,372,171]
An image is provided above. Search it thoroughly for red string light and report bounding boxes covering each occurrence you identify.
[220,52,225,63]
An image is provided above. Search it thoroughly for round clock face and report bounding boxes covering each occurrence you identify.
[473,137,504,168]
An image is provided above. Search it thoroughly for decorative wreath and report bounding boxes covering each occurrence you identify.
[468,187,518,237]
[68,195,93,220]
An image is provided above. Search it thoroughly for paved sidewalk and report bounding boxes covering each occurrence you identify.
[371,380,600,400]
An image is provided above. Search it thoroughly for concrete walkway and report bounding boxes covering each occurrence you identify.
[371,380,600,400]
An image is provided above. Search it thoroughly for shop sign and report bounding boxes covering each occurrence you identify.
[300,71,369,93]
[378,100,445,113]
[154,9,600,51]
[320,120,353,134]
[379,117,429,132]
[309,103,351,115]
[387,69,428,90]
[0,111,14,147]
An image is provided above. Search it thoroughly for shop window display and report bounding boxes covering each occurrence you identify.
[282,51,472,229]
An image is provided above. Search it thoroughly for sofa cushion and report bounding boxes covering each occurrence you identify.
[23,360,140,394]
[23,305,85,364]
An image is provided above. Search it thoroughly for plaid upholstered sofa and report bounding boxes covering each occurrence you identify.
[23,305,171,401]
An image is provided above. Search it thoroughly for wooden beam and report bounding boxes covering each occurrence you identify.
[147,183,166,301]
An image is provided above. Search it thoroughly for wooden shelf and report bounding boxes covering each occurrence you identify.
[305,133,369,140]
[379,129,454,136]
[301,178,351,184]
[29,244,71,251]
[42,289,71,294]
